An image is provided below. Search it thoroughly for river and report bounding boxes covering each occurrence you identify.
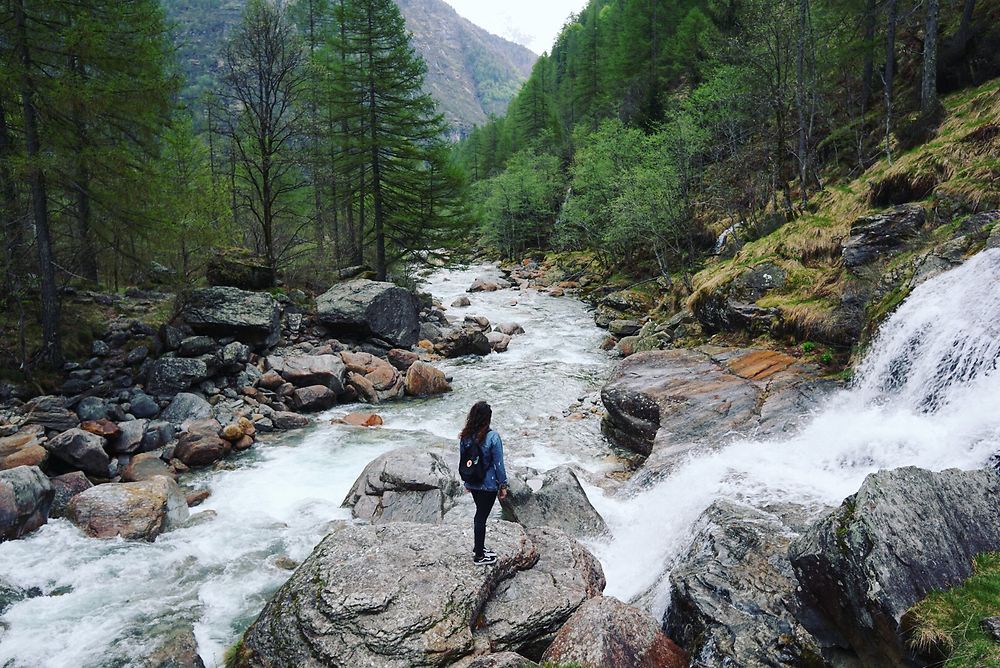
[2,252,999,667]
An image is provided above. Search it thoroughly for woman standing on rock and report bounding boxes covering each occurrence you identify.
[459,401,508,565]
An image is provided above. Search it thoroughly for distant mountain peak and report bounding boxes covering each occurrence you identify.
[395,0,537,133]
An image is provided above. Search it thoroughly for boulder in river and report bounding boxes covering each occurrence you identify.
[0,465,54,540]
[344,446,460,523]
[173,419,229,468]
[542,596,687,668]
[45,428,111,477]
[789,466,1000,667]
[182,286,281,348]
[404,361,452,397]
[436,324,492,358]
[290,385,337,412]
[231,520,603,667]
[67,476,189,541]
[49,471,93,519]
[486,331,511,353]
[316,279,420,348]
[665,500,829,667]
[502,466,609,539]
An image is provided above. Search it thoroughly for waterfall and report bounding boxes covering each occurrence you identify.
[593,249,1000,615]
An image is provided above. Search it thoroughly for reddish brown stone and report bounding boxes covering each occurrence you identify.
[81,419,121,439]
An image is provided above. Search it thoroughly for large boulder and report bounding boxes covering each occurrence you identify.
[316,279,420,348]
[48,471,93,519]
[842,204,926,268]
[45,428,111,477]
[693,263,785,336]
[290,385,337,412]
[341,351,406,403]
[502,466,609,539]
[542,596,687,668]
[146,358,210,397]
[0,466,54,540]
[160,392,212,426]
[601,348,824,464]
[404,361,452,397]
[344,447,461,523]
[666,501,829,667]
[182,286,281,348]
[436,325,492,358]
[478,526,607,658]
[66,476,189,541]
[173,419,229,467]
[265,354,346,392]
[231,521,603,667]
[789,467,1000,667]
[206,248,275,290]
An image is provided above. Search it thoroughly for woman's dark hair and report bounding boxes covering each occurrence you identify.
[460,401,492,445]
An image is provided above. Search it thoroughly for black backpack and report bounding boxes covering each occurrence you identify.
[458,433,488,485]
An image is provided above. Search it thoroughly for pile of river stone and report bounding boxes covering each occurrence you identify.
[0,275,503,548]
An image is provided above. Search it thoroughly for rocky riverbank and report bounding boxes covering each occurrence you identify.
[0,272,533,549]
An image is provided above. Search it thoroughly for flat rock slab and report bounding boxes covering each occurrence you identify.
[601,347,830,480]
[790,467,1000,667]
[234,521,604,667]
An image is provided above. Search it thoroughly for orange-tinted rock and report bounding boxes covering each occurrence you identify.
[221,423,244,442]
[404,362,452,397]
[1,444,48,470]
[725,349,796,381]
[233,435,255,451]
[339,412,384,427]
[81,419,121,439]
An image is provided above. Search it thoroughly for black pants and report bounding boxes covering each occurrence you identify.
[471,489,497,558]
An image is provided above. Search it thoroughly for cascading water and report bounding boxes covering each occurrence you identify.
[591,248,1000,616]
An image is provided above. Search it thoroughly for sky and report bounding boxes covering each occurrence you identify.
[443,0,589,54]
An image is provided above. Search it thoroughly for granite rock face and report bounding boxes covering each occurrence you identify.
[344,446,461,524]
[0,466,54,540]
[233,521,604,667]
[66,476,189,541]
[841,204,926,268]
[316,279,420,348]
[182,286,281,348]
[502,466,609,539]
[543,596,687,668]
[666,501,831,667]
[789,467,1000,667]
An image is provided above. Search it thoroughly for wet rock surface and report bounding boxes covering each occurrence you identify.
[67,476,189,541]
[233,521,603,667]
[666,501,831,667]
[842,204,926,268]
[502,466,609,539]
[0,466,55,540]
[789,467,1000,667]
[601,347,833,480]
[543,596,687,668]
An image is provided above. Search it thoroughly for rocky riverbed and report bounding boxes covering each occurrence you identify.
[2,248,1000,667]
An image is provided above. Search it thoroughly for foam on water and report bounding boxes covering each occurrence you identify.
[0,264,613,668]
[592,249,1000,616]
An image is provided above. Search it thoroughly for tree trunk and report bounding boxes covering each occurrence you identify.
[0,98,21,282]
[70,56,98,285]
[366,5,386,281]
[957,0,976,54]
[860,0,876,116]
[921,0,940,115]
[14,0,62,367]
[884,0,898,163]
[796,0,809,207]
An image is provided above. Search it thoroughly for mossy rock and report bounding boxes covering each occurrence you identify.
[207,248,275,290]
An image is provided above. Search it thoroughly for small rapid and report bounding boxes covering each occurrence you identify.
[0,264,614,668]
[592,249,1000,615]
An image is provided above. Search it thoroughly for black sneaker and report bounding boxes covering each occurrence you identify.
[472,548,497,558]
[473,554,497,565]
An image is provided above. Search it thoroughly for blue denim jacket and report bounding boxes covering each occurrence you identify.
[462,430,508,492]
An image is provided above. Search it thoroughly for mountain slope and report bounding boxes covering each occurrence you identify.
[164,0,536,132]
[395,0,537,132]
